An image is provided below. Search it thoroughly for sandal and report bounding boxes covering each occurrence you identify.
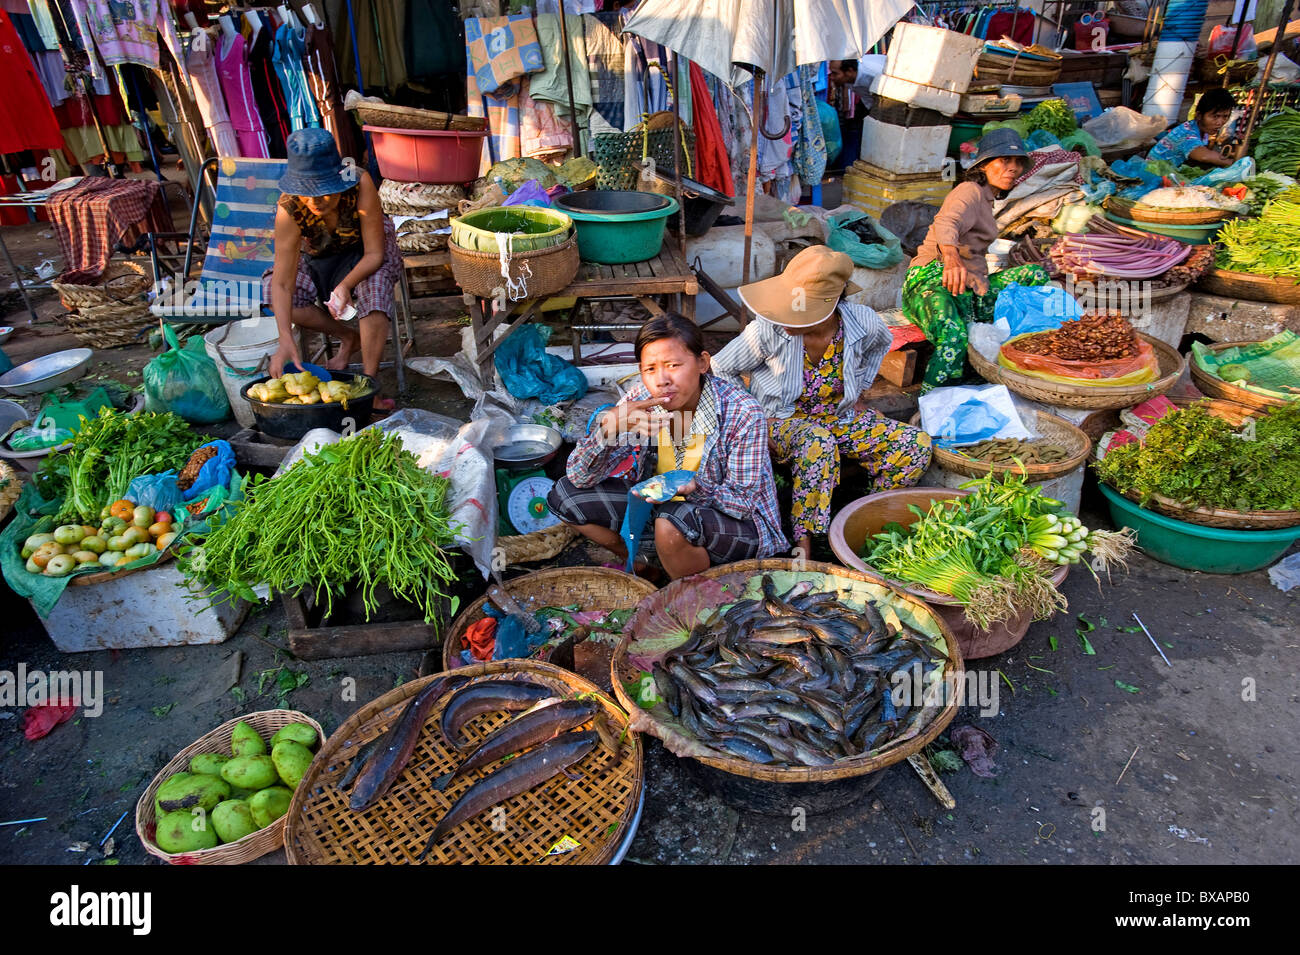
[372,396,397,413]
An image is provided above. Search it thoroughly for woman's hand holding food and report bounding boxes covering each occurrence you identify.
[600,398,670,444]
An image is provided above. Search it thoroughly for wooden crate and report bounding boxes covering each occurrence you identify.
[282,591,440,661]
[403,252,458,298]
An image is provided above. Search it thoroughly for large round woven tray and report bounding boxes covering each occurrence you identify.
[352,101,451,130]
[1099,397,1300,529]
[50,260,150,309]
[498,523,579,566]
[443,566,656,671]
[378,179,465,216]
[135,709,324,865]
[611,558,962,784]
[59,298,152,349]
[910,409,1091,480]
[1189,340,1294,412]
[967,332,1185,410]
[1104,196,1230,225]
[284,661,642,864]
[1197,266,1300,306]
[0,460,20,523]
[450,233,579,300]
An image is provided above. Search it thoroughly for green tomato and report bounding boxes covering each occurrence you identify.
[53,524,84,546]
[107,535,129,552]
[98,552,121,568]
[100,516,127,534]
[24,533,55,552]
[80,535,107,554]
[100,506,112,521]
[43,554,76,577]
[124,543,154,560]
[25,556,42,574]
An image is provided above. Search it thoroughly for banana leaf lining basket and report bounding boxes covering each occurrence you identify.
[450,206,573,254]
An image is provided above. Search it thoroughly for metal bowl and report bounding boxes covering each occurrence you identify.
[0,327,13,346]
[492,423,563,469]
[0,348,94,396]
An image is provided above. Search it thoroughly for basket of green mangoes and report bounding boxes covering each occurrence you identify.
[136,709,324,864]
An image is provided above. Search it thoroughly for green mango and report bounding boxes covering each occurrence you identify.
[271,740,313,790]
[228,787,257,800]
[211,799,258,844]
[155,809,219,853]
[154,772,192,815]
[271,722,319,751]
[189,753,231,777]
[249,787,293,829]
[230,721,267,757]
[156,772,230,814]
[220,755,278,790]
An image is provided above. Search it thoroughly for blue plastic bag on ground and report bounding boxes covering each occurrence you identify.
[127,470,182,514]
[993,283,1085,338]
[143,325,231,424]
[182,439,237,501]
[827,209,904,269]
[495,324,587,404]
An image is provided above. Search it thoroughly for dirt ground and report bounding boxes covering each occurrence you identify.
[0,180,1296,867]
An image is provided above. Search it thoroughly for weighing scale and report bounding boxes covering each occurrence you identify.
[493,423,564,537]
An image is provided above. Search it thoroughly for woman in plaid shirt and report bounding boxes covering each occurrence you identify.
[548,314,789,580]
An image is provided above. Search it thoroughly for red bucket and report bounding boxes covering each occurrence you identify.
[363,126,488,184]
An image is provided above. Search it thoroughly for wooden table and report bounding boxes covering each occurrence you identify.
[464,237,699,389]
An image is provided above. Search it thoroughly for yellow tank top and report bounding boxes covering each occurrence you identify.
[655,426,705,500]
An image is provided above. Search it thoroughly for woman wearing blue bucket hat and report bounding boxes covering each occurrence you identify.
[901,128,1050,392]
[264,128,402,409]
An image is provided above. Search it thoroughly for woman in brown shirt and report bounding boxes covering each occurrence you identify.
[901,129,1050,392]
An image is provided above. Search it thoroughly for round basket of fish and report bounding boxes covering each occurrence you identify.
[611,559,962,812]
[283,660,642,864]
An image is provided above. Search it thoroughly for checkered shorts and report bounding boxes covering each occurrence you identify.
[547,477,765,565]
[262,214,402,318]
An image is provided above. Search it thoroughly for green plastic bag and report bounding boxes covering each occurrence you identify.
[827,210,904,270]
[143,325,231,424]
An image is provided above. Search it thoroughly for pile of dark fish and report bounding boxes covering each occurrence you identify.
[651,576,945,767]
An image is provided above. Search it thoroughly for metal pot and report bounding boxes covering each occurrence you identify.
[239,374,377,441]
[492,423,563,470]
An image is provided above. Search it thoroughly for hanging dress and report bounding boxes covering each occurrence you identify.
[215,30,269,158]
[185,32,240,157]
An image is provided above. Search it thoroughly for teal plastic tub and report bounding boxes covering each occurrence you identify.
[1099,483,1300,573]
[553,191,679,263]
[1103,212,1224,245]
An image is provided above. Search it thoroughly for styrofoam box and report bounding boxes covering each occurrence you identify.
[883,22,985,94]
[871,73,963,117]
[38,562,250,653]
[860,115,952,176]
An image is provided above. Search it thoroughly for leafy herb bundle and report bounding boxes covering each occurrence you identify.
[1095,402,1300,512]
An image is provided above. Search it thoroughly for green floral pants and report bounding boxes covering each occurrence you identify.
[902,260,1050,392]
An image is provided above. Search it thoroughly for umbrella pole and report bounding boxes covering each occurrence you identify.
[742,69,762,289]
[1238,0,1297,157]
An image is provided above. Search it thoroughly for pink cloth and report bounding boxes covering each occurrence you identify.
[68,0,184,76]
[519,77,571,159]
[186,32,240,157]
[215,31,269,158]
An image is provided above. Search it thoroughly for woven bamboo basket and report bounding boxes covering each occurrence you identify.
[51,260,151,309]
[135,709,325,865]
[967,333,1185,410]
[378,179,465,216]
[59,298,152,349]
[397,230,449,254]
[451,206,573,254]
[1189,341,1294,412]
[910,409,1091,480]
[284,661,642,864]
[1103,197,1230,225]
[1197,266,1300,306]
[0,460,21,523]
[498,523,579,566]
[449,114,488,132]
[442,565,657,671]
[611,559,962,784]
[352,101,451,130]
[975,52,1061,85]
[450,234,579,299]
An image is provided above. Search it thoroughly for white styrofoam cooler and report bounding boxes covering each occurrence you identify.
[860,115,951,176]
[39,562,250,653]
[883,22,985,94]
[871,73,963,117]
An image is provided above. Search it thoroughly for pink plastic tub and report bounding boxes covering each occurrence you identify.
[363,126,488,184]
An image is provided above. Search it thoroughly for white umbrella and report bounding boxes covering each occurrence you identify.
[621,0,914,284]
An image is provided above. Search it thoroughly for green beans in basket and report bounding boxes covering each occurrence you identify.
[180,430,460,623]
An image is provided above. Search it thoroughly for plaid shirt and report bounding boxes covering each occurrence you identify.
[47,177,173,283]
[566,375,790,557]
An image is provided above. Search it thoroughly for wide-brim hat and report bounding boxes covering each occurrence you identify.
[969,128,1028,168]
[278,128,354,197]
[737,245,862,328]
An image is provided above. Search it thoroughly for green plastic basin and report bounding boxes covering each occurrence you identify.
[1099,483,1300,574]
[553,191,679,264]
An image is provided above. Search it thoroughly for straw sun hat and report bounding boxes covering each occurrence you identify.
[737,245,862,328]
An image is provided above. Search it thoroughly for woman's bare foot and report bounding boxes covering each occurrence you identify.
[324,332,359,371]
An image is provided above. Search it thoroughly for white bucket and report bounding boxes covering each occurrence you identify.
[204,318,280,429]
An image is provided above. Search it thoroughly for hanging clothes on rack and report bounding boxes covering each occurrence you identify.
[273,17,320,132]
[185,31,240,157]
[244,13,288,159]
[66,0,184,77]
[519,76,570,160]
[789,64,826,196]
[215,29,269,158]
[0,9,64,154]
[55,59,145,165]
[530,14,591,124]
[584,11,624,137]
[689,61,733,197]
[303,17,361,163]
[323,0,408,95]
[27,0,61,50]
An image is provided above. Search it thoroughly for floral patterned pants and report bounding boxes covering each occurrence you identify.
[902,260,1050,393]
[771,409,932,540]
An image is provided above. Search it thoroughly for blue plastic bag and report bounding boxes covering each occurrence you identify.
[1191,157,1256,188]
[182,439,237,501]
[993,283,1085,338]
[817,99,842,166]
[127,470,182,513]
[494,324,587,404]
[501,179,552,208]
[1112,156,1168,199]
[936,398,1010,448]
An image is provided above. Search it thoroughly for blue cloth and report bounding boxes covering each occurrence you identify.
[182,440,237,502]
[1149,118,1208,168]
[274,24,321,133]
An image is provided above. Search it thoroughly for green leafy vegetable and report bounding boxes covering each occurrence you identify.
[1215,187,1300,277]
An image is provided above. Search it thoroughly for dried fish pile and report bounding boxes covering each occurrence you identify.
[650,577,946,767]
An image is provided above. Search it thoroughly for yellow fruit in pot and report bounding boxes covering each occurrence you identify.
[249,787,293,829]
[155,810,218,853]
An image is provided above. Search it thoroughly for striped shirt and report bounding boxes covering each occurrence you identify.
[710,303,893,422]
[565,375,789,557]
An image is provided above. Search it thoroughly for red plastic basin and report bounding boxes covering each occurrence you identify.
[363,125,488,184]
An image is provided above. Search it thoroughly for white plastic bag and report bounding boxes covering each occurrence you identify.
[1083,107,1167,150]
[919,384,1031,448]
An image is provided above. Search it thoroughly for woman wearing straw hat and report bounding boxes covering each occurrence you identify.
[901,129,1050,393]
[712,245,933,559]
[264,127,402,410]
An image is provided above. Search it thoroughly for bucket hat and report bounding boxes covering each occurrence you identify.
[278,128,354,197]
[969,128,1028,168]
[738,245,862,328]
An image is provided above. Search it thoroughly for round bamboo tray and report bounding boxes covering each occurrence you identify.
[1198,266,1300,306]
[910,409,1091,481]
[396,230,449,254]
[353,101,451,130]
[0,460,20,522]
[1104,197,1230,225]
[450,234,579,300]
[136,709,325,865]
[442,565,656,671]
[1189,341,1295,411]
[59,298,152,349]
[284,661,642,864]
[498,522,579,565]
[611,559,962,785]
[967,332,1185,410]
[378,179,465,216]
[51,260,151,309]
[449,115,488,132]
